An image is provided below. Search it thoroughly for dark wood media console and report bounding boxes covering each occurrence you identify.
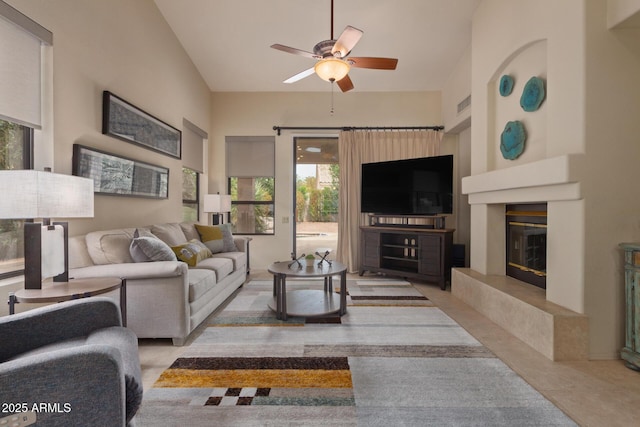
[359,225,454,290]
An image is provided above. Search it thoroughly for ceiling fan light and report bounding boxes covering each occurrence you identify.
[314,58,350,82]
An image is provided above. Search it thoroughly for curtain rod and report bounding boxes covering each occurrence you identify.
[272,125,444,136]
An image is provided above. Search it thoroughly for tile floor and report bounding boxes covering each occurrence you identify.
[138,272,640,426]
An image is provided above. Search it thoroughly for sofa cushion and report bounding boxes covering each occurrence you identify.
[151,223,188,246]
[171,239,212,267]
[180,222,200,241]
[130,230,177,262]
[211,251,247,272]
[187,269,217,303]
[195,223,236,253]
[69,235,94,269]
[194,257,234,281]
[85,228,137,265]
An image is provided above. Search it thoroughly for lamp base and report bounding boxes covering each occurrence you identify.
[23,221,69,289]
[211,213,227,225]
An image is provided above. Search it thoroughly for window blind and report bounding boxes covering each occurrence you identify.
[182,119,207,173]
[226,136,275,177]
[0,2,52,129]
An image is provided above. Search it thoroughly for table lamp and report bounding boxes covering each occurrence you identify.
[203,193,232,225]
[0,170,94,289]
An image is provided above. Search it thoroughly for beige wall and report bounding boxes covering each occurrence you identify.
[582,0,640,358]
[6,0,211,235]
[466,0,640,359]
[442,45,472,133]
[471,0,586,177]
[209,91,451,270]
[608,0,640,27]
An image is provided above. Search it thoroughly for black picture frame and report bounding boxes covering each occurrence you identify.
[72,144,169,199]
[102,91,181,159]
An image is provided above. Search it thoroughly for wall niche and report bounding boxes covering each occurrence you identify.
[488,39,548,172]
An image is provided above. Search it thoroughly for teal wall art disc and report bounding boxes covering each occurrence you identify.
[520,76,545,112]
[500,121,526,160]
[499,75,514,96]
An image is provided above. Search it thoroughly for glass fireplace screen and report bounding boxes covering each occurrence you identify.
[506,204,547,289]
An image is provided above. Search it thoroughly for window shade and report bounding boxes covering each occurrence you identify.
[226,136,275,177]
[0,4,52,129]
[182,119,207,173]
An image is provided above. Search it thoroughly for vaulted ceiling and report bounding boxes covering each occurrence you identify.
[154,0,480,92]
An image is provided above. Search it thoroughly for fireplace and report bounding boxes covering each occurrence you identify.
[457,155,588,360]
[505,203,547,289]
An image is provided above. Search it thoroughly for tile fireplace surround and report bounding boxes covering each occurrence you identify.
[455,154,589,361]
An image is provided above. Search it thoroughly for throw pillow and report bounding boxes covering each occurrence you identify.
[133,227,156,238]
[129,229,177,262]
[194,223,236,253]
[171,239,213,267]
[151,223,188,246]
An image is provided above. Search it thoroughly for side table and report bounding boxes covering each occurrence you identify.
[620,243,640,371]
[8,277,127,326]
[267,261,347,320]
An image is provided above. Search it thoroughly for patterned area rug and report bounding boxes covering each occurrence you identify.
[347,279,435,307]
[137,278,576,426]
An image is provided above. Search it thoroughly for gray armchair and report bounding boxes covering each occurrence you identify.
[0,297,142,426]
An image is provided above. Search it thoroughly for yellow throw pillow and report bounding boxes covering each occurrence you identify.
[195,223,236,253]
[171,239,212,267]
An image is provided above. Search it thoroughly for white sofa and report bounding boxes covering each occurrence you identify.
[67,222,247,345]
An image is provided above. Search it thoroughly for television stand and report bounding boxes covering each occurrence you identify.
[359,225,454,290]
[367,214,446,230]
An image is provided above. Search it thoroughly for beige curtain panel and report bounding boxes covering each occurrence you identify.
[336,130,443,272]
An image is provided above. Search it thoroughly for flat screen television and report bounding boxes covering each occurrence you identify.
[360,155,453,215]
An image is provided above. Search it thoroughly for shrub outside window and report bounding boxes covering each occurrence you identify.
[182,167,199,222]
[229,177,274,235]
[0,119,33,279]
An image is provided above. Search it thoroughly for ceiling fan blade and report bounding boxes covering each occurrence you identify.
[271,44,319,59]
[283,67,316,84]
[336,74,354,92]
[348,57,398,70]
[332,25,363,58]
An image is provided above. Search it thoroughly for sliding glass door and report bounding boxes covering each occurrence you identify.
[293,137,339,257]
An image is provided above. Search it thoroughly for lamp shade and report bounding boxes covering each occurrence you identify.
[0,170,94,219]
[314,58,350,82]
[203,194,232,213]
[220,195,232,213]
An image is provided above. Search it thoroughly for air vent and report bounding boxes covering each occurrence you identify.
[457,95,471,114]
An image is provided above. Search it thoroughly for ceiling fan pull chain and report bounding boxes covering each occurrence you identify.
[330,82,335,115]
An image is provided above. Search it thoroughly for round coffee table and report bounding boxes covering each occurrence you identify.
[267,260,347,320]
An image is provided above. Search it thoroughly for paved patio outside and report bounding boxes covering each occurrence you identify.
[295,221,338,258]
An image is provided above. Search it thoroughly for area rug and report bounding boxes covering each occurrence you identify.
[137,277,576,426]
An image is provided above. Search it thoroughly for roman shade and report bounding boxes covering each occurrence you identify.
[182,118,207,173]
[225,136,275,177]
[0,2,52,129]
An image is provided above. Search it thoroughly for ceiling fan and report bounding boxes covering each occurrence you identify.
[270,0,398,92]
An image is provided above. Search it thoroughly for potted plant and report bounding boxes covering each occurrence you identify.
[305,254,316,268]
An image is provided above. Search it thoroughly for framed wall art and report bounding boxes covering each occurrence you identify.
[72,144,169,199]
[102,91,181,159]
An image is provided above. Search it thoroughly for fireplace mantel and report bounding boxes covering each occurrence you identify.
[462,154,585,204]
